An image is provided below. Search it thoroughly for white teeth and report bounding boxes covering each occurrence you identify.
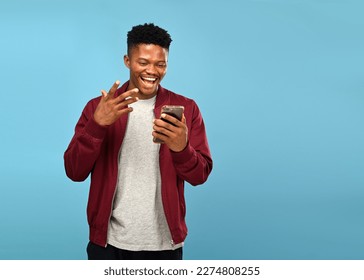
[142,77,157,82]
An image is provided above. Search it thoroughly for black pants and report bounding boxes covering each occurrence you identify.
[87,242,183,260]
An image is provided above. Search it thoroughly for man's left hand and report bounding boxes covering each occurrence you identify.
[152,114,188,152]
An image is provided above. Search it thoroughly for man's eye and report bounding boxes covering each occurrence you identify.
[157,64,166,68]
[139,62,147,66]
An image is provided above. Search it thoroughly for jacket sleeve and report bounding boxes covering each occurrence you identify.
[170,101,213,186]
[64,99,108,182]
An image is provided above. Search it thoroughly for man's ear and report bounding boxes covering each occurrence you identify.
[124,55,130,69]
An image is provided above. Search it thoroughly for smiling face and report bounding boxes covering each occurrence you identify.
[124,44,168,99]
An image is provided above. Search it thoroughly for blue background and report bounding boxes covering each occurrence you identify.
[0,0,363,260]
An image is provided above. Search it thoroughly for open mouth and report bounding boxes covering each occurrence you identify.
[140,76,158,85]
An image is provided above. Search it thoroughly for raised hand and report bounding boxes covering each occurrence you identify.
[94,81,139,126]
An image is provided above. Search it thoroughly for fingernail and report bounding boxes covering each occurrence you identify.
[135,97,139,101]
[161,113,166,118]
[116,80,120,85]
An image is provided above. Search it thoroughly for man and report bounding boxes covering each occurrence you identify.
[64,23,212,260]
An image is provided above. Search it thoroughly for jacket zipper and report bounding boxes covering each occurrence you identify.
[105,113,128,248]
[105,156,120,248]
[105,185,117,248]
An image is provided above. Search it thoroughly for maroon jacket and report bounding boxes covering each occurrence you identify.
[64,81,213,247]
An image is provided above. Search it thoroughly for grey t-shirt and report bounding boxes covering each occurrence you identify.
[107,96,181,251]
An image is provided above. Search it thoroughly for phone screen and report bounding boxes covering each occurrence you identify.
[161,111,181,126]
[161,106,184,124]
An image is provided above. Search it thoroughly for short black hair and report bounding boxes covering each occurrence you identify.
[127,23,172,53]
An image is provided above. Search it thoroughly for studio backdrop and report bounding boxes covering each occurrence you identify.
[0,0,363,259]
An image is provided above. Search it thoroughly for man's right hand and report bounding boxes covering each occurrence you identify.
[93,81,139,126]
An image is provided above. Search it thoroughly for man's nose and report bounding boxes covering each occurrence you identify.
[146,64,157,74]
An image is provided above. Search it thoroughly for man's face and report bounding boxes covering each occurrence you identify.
[124,44,168,99]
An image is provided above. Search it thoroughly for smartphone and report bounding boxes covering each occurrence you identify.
[153,105,184,143]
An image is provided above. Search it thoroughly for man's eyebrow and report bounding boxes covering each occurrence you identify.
[137,58,166,63]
